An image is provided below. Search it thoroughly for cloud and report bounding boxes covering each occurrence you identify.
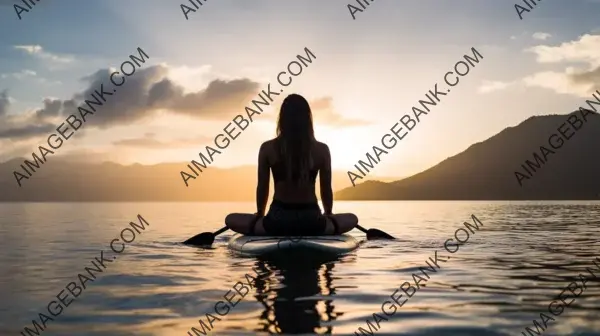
[309,97,369,126]
[0,64,262,143]
[35,98,64,120]
[51,149,115,164]
[478,80,516,94]
[0,69,59,85]
[532,32,552,41]
[0,90,9,117]
[36,78,63,85]
[0,123,55,140]
[522,68,598,97]
[14,45,74,64]
[166,65,213,92]
[0,62,363,160]
[112,133,213,149]
[570,65,600,87]
[520,33,600,97]
[148,76,260,118]
[1,69,37,80]
[73,66,260,127]
[526,33,600,66]
[70,66,169,128]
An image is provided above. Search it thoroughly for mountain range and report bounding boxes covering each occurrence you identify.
[336,109,600,200]
[1,110,598,201]
[0,160,387,201]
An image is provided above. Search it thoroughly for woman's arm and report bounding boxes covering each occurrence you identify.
[256,142,270,216]
[319,144,333,215]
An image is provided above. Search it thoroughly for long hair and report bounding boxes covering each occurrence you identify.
[276,94,315,184]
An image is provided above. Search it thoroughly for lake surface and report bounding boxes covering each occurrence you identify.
[1,201,599,336]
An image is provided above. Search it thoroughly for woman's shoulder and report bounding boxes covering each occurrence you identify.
[260,138,278,151]
[312,140,329,152]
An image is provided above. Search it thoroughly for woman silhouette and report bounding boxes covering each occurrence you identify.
[226,94,358,236]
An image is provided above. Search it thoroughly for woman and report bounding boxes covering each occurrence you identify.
[226,94,358,236]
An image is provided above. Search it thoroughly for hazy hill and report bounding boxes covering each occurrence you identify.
[0,159,392,202]
[336,110,600,200]
[2,111,597,202]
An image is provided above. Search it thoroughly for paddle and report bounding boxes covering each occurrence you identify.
[355,224,396,240]
[183,214,263,247]
[182,220,395,246]
[183,226,229,246]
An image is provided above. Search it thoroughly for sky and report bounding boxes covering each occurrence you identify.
[0,0,599,179]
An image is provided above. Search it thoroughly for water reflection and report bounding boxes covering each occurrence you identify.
[5,202,600,335]
[249,251,355,335]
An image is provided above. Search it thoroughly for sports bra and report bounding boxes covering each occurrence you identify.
[271,161,318,183]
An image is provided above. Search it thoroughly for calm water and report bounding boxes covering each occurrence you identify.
[1,201,600,336]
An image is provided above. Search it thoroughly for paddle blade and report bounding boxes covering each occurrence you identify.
[183,232,215,246]
[366,228,396,240]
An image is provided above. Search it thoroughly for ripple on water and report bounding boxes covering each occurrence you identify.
[1,202,600,335]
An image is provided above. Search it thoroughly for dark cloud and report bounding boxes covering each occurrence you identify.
[570,65,600,88]
[0,64,262,144]
[0,123,55,140]
[69,66,259,127]
[0,90,9,117]
[35,98,63,120]
[166,78,260,117]
[65,65,259,127]
[0,90,56,141]
[74,66,168,127]
[0,96,82,141]
[147,78,182,107]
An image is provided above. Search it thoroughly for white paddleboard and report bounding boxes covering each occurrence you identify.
[228,233,359,255]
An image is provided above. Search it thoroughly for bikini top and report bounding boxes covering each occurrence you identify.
[271,161,318,183]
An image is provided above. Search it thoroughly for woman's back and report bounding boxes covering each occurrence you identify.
[263,138,329,203]
[217,93,356,238]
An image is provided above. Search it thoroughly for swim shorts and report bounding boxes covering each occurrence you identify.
[262,200,327,236]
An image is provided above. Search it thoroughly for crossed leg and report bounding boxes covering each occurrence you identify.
[225,214,267,235]
[225,213,358,235]
[323,213,358,234]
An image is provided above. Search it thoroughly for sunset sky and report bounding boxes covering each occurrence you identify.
[1,0,599,178]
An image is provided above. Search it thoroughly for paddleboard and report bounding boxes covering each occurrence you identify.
[228,233,359,255]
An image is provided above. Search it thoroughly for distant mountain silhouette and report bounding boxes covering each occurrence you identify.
[2,111,597,201]
[0,159,393,202]
[336,110,600,200]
